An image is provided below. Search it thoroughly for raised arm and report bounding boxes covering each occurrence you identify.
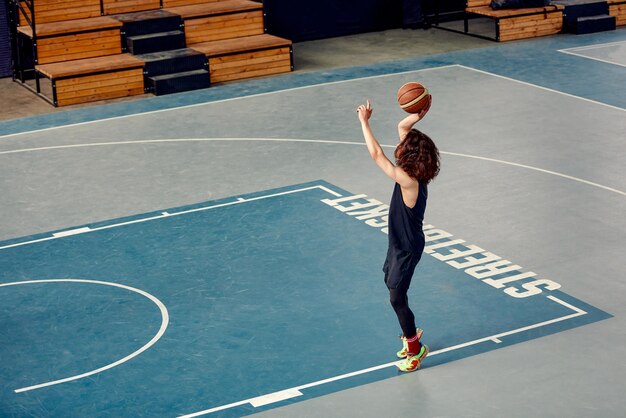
[397,94,432,141]
[357,100,413,187]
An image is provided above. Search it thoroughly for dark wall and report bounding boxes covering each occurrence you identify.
[1,0,12,77]
[434,0,467,14]
[263,0,404,42]
[263,0,467,42]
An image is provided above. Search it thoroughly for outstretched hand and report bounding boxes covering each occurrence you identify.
[357,100,373,123]
[417,94,432,120]
[398,95,432,141]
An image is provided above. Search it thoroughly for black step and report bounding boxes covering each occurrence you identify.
[127,31,187,55]
[572,14,616,34]
[554,0,609,16]
[137,48,208,77]
[147,69,211,96]
[112,10,183,37]
[553,0,610,31]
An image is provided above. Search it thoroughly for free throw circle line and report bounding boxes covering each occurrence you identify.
[0,278,169,393]
[0,137,624,197]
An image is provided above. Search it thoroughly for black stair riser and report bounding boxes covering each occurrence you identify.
[572,15,616,34]
[143,54,208,77]
[127,33,187,55]
[147,72,211,96]
[121,16,183,37]
[562,2,609,23]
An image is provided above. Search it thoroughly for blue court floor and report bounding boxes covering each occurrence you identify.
[1,28,625,418]
[0,181,614,417]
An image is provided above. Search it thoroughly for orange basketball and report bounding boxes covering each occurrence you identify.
[397,82,430,114]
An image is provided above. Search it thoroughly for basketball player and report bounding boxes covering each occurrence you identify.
[356,97,439,372]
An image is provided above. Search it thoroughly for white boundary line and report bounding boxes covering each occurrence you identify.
[560,40,626,52]
[0,64,460,140]
[558,40,626,69]
[0,279,169,393]
[0,138,365,156]
[455,64,626,112]
[440,150,626,197]
[178,295,588,417]
[0,185,341,251]
[1,61,624,142]
[1,137,624,197]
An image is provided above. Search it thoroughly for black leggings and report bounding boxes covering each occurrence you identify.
[389,287,416,338]
[383,246,421,338]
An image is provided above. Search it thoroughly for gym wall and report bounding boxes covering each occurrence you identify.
[1,0,11,77]
[262,0,467,42]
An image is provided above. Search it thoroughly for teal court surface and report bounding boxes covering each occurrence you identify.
[0,181,614,417]
[1,27,625,418]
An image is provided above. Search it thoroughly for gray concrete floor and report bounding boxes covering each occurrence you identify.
[0,26,492,122]
[2,55,624,418]
[8,21,624,418]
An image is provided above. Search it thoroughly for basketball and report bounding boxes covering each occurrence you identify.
[397,82,430,114]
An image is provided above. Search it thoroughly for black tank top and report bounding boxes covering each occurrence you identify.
[388,182,427,252]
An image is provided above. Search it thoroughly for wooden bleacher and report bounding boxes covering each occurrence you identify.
[465,0,565,41]
[11,0,293,106]
[36,54,144,106]
[192,33,293,83]
[17,0,102,25]
[103,0,161,15]
[609,0,626,25]
[162,0,222,7]
[17,16,123,64]
[163,0,264,44]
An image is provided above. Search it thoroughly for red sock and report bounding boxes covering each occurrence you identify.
[406,333,422,356]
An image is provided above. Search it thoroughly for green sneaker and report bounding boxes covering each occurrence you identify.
[397,343,429,372]
[396,328,424,359]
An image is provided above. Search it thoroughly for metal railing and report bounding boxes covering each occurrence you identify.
[10,0,43,96]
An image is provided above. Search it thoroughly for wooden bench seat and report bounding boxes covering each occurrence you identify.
[609,0,626,25]
[103,0,161,15]
[164,0,264,44]
[36,54,145,106]
[17,0,102,25]
[162,0,222,7]
[17,17,124,65]
[12,0,294,105]
[17,16,123,38]
[467,5,563,18]
[191,34,292,83]
[465,0,564,41]
[163,0,263,18]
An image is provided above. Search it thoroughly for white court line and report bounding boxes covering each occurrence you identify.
[0,64,459,140]
[558,51,626,69]
[178,295,587,417]
[0,279,169,393]
[52,227,91,237]
[559,40,626,52]
[439,150,626,197]
[0,138,367,155]
[1,61,624,142]
[0,185,341,251]
[558,40,626,69]
[456,64,626,113]
[2,137,624,197]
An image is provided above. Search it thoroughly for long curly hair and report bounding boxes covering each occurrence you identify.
[394,129,440,183]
